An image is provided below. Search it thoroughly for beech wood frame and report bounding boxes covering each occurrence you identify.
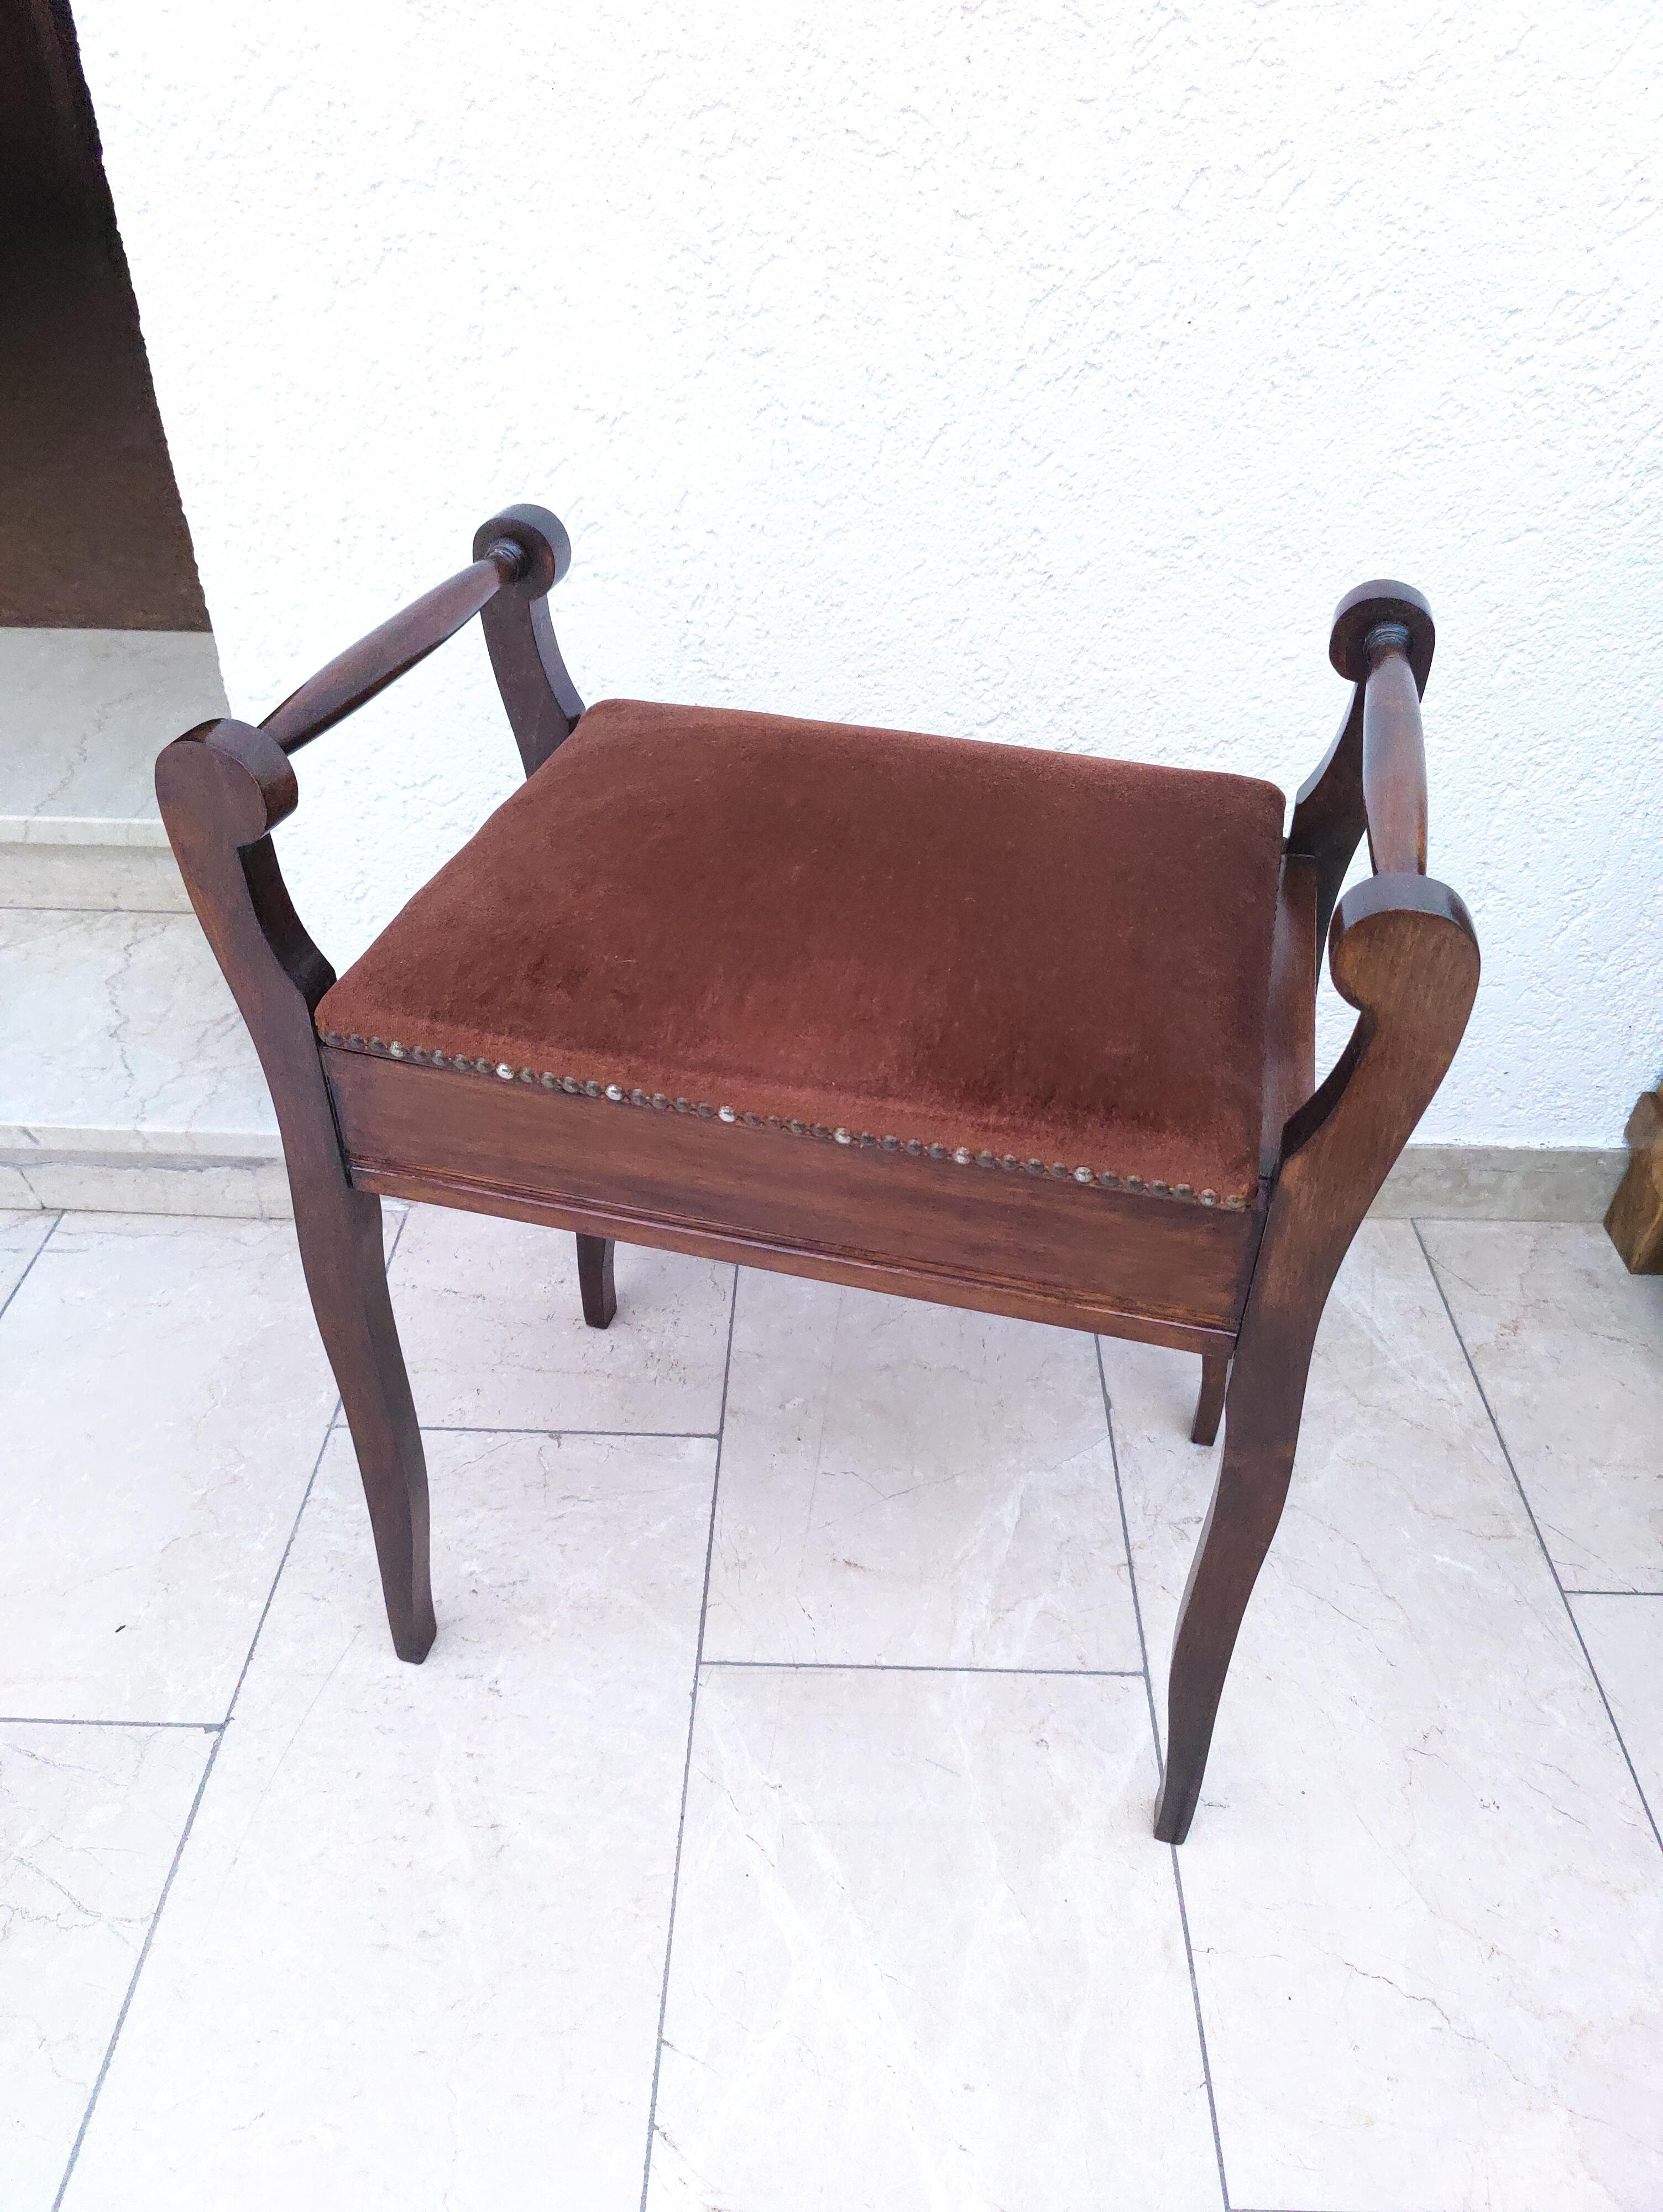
[155,504,1478,1843]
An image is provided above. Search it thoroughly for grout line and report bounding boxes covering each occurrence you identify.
[0,1716,222,1731]
[51,1730,226,2211]
[1412,1222,1663,1857]
[639,1264,740,2212]
[1097,1337,1232,2212]
[407,1426,722,1441]
[1563,1590,1663,1600]
[53,1259,360,2205]
[700,1658,1145,1678]
[1170,1848,1231,2210]
[0,1208,64,1326]
[218,1408,340,1724]
[1096,1338,1165,1762]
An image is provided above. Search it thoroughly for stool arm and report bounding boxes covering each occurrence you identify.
[260,549,516,757]
[1273,580,1473,1215]
[1288,578,1435,939]
[255,502,582,770]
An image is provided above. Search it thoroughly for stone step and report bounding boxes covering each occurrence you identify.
[0,626,226,822]
[0,815,190,912]
[0,625,285,1211]
[1,901,285,1218]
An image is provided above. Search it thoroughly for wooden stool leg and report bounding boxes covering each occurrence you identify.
[1154,1339,1311,1843]
[576,1233,617,1329]
[1190,1354,1228,1446]
[295,1183,436,1662]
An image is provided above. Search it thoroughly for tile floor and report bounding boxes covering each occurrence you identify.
[1,1205,1659,2210]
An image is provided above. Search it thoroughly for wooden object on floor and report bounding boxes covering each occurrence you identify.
[156,513,1478,1843]
[1606,1090,1663,1273]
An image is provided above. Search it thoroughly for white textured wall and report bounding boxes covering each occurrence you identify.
[77,0,1662,1146]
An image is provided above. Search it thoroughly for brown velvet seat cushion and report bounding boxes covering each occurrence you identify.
[316,701,1287,1204]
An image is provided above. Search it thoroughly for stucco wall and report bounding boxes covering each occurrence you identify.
[76,0,1662,1146]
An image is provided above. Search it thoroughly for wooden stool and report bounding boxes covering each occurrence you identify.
[157,505,1478,1842]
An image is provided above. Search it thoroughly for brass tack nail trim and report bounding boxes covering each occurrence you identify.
[318,1030,1257,1208]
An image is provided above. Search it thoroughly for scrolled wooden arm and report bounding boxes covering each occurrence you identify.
[155,499,585,1093]
[1261,576,1475,1342]
[1276,572,1471,1238]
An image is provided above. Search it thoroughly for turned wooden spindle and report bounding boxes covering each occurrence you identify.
[259,547,522,757]
[1361,621,1428,875]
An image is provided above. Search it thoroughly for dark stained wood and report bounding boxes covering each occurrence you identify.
[1289,580,1434,942]
[154,720,435,1661]
[157,518,1479,1845]
[1153,872,1479,1843]
[577,1233,618,1328]
[1259,857,1319,1176]
[473,500,594,1318]
[474,504,585,777]
[323,1046,1262,1338]
[1190,1355,1228,1447]
[1360,625,1428,875]
[1285,682,1365,949]
[260,554,515,755]
[1606,1090,1663,1274]
[356,1162,1240,1358]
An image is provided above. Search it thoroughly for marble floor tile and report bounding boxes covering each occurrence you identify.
[0,908,275,1151]
[1571,1596,1663,1827]
[1419,1221,1663,1592]
[386,1204,734,1433]
[1106,1223,1663,2211]
[0,1208,56,1305]
[64,1428,715,2212]
[0,1723,210,2211]
[703,1270,1139,1669]
[647,1666,1220,2212]
[0,1213,338,1721]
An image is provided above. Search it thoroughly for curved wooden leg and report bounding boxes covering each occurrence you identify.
[577,1233,616,1329]
[294,1183,435,1662]
[1190,1355,1228,1446]
[1153,1337,1312,1844]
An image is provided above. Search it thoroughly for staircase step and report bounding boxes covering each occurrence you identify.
[1,905,285,1217]
[0,816,190,912]
[0,626,227,820]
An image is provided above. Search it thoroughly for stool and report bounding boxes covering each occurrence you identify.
[156,504,1477,1841]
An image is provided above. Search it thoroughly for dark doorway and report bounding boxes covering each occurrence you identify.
[1,0,209,627]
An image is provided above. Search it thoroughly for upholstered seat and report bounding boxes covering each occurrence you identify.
[316,698,1287,1208]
